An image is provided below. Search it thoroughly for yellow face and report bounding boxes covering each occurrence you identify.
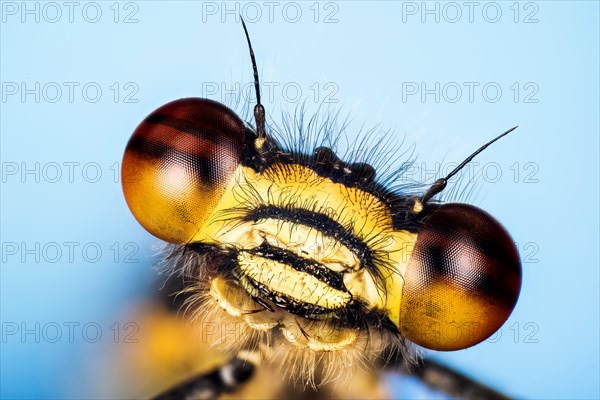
[190,162,416,352]
[122,98,522,365]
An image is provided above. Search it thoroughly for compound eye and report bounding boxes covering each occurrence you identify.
[399,203,522,350]
[122,98,246,244]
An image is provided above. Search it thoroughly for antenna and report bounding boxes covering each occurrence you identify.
[420,126,518,204]
[240,17,266,141]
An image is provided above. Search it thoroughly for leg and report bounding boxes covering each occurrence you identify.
[399,357,512,400]
[151,358,254,400]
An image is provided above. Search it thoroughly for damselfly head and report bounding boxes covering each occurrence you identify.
[121,21,522,384]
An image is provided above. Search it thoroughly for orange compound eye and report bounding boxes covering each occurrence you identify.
[121,98,247,244]
[399,203,522,351]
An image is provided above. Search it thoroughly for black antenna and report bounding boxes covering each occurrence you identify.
[240,17,266,141]
[420,126,518,204]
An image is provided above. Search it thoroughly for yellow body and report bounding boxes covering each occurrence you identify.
[104,303,390,399]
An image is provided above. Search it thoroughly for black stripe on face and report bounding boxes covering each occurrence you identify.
[246,243,348,292]
[242,205,373,269]
[242,276,333,316]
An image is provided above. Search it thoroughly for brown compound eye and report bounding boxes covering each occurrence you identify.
[121,98,246,244]
[399,203,522,351]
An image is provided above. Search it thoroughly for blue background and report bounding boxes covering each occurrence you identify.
[1,1,598,399]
